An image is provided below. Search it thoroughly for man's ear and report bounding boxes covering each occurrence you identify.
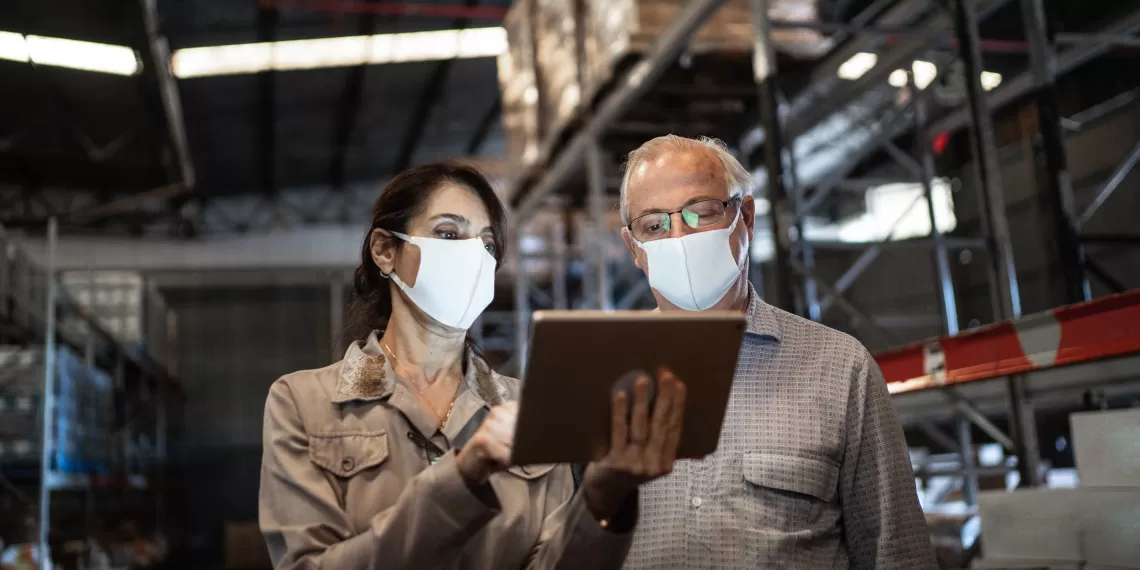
[741,195,756,236]
[620,226,648,272]
[370,229,398,275]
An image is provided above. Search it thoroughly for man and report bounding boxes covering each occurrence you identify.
[617,135,937,569]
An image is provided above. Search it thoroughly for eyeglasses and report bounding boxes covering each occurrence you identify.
[627,197,741,242]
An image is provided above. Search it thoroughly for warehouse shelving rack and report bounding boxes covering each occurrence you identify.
[0,219,182,570]
[492,5,1139,561]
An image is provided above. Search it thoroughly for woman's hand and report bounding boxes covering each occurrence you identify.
[456,401,518,486]
[581,368,687,521]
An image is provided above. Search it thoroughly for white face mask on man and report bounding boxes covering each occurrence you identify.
[634,211,745,311]
[388,231,496,330]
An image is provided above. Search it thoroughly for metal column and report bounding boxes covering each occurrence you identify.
[513,230,531,375]
[1020,0,1090,304]
[958,416,978,506]
[550,202,570,311]
[953,0,1041,487]
[37,218,58,570]
[585,138,612,311]
[913,73,959,335]
[752,0,798,314]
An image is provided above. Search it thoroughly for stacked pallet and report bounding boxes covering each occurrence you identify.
[973,408,1140,569]
[498,0,828,170]
[0,346,112,475]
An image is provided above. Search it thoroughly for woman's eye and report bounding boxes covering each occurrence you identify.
[437,230,459,240]
[483,242,497,256]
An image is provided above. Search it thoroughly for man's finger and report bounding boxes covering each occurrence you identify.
[629,375,651,446]
[610,390,630,456]
[644,368,676,466]
[661,378,688,465]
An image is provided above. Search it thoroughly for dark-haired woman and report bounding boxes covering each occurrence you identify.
[258,161,686,570]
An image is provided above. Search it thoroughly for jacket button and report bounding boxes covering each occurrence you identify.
[341,457,355,472]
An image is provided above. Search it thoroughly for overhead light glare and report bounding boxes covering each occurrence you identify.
[0,31,139,75]
[0,31,30,62]
[171,27,507,78]
[912,60,937,89]
[837,52,877,80]
[981,70,1002,91]
[888,68,907,88]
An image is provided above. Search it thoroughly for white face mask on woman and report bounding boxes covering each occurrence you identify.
[633,212,745,311]
[388,231,496,330]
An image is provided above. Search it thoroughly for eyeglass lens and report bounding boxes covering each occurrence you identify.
[632,199,730,241]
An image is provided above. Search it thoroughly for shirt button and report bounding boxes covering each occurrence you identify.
[691,496,703,508]
[341,457,355,472]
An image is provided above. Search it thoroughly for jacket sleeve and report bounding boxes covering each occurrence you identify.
[522,465,635,570]
[839,350,939,570]
[258,379,499,570]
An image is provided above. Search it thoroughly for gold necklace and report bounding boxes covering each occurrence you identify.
[382,342,463,428]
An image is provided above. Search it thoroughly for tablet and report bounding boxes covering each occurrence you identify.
[509,310,747,466]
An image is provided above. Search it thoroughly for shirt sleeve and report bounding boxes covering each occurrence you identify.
[258,379,499,570]
[839,350,939,570]
[522,466,635,570]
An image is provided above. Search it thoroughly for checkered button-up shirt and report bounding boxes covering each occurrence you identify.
[624,286,937,569]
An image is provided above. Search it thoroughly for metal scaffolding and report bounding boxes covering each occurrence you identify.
[499,0,1140,512]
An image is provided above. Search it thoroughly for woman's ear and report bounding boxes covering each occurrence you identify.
[370,229,398,276]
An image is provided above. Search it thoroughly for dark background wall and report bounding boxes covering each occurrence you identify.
[161,285,334,561]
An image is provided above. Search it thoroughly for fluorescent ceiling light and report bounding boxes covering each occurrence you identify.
[837,52,877,80]
[885,62,935,89]
[912,60,937,89]
[888,68,907,88]
[981,70,1002,91]
[172,27,507,78]
[0,31,30,62]
[0,31,139,75]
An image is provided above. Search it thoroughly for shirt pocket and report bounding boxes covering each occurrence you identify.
[308,431,390,478]
[737,451,839,531]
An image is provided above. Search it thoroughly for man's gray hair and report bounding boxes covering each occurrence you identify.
[619,135,754,224]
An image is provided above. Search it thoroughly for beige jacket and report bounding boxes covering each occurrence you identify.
[258,331,632,570]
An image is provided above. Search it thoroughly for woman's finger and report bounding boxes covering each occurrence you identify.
[483,437,512,468]
[628,375,652,447]
[609,390,630,456]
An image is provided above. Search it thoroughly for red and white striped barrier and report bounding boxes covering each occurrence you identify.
[877,289,1140,394]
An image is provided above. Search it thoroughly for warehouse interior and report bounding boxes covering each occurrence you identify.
[1,0,1138,568]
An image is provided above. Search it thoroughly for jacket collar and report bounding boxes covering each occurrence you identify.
[332,330,510,406]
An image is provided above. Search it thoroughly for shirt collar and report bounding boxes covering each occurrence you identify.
[743,283,782,341]
[652,282,782,341]
[332,330,510,407]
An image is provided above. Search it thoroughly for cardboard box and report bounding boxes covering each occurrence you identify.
[977,488,1140,566]
[1070,408,1140,488]
[224,522,272,570]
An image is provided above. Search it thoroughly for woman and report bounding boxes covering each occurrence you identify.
[259,161,686,569]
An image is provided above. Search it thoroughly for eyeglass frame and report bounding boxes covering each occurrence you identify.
[625,196,743,242]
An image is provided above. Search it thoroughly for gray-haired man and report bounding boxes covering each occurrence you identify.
[617,135,937,569]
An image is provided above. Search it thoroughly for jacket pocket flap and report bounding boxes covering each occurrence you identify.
[742,452,839,502]
[506,464,558,480]
[309,432,389,478]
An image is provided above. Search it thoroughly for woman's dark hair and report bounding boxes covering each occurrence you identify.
[343,160,508,355]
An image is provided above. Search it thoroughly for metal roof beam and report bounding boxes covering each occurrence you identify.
[327,1,382,217]
[466,98,502,156]
[392,0,480,172]
[257,5,279,196]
